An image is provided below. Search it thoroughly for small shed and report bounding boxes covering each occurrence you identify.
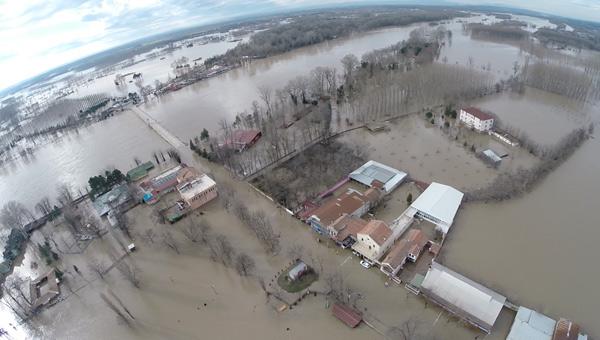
[288,261,308,281]
[332,303,362,328]
[482,149,502,166]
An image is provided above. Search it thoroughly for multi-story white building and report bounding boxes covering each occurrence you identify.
[459,107,494,132]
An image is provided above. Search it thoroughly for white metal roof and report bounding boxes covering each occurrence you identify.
[177,174,216,200]
[507,307,556,340]
[483,149,502,163]
[410,182,463,231]
[349,160,407,193]
[421,262,506,332]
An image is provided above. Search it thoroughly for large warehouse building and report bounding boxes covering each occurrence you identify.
[420,262,506,334]
[409,182,464,234]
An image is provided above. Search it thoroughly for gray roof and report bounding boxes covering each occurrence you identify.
[483,149,502,163]
[93,184,131,216]
[507,307,556,340]
[350,160,407,193]
[421,262,506,333]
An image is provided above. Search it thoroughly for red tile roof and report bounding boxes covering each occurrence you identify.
[311,190,369,227]
[358,220,392,246]
[381,229,428,270]
[553,318,581,340]
[223,129,262,148]
[332,303,362,328]
[463,107,494,121]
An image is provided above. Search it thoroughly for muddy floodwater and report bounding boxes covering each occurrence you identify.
[1,12,600,339]
[0,111,169,210]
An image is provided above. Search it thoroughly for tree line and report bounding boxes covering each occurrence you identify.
[205,8,465,67]
[466,125,593,202]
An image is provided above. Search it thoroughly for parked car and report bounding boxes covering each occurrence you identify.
[352,250,361,257]
[341,238,355,249]
[360,259,372,269]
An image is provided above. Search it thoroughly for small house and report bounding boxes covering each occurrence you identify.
[219,129,262,152]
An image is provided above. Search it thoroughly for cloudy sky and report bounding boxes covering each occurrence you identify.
[0,0,599,91]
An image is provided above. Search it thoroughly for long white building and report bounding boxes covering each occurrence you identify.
[459,107,494,132]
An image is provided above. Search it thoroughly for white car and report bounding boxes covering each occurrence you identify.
[360,259,372,269]
[352,250,361,257]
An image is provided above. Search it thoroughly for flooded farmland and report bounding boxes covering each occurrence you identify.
[1,11,600,340]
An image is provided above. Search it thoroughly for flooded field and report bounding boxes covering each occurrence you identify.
[472,87,591,145]
[339,114,498,192]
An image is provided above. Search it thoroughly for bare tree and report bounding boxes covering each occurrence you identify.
[197,219,212,245]
[287,243,304,261]
[180,218,201,243]
[324,271,346,303]
[258,85,273,116]
[111,207,133,239]
[62,203,81,236]
[140,228,157,244]
[117,261,141,288]
[100,293,132,326]
[2,277,31,319]
[89,258,107,279]
[108,289,135,319]
[235,253,255,276]
[0,201,34,233]
[385,318,423,340]
[57,183,74,206]
[162,230,180,254]
[35,197,53,216]
[341,54,359,84]
[211,234,235,265]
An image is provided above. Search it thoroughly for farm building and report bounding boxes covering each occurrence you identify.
[219,129,262,152]
[409,182,464,235]
[349,160,407,194]
[459,107,494,132]
[420,262,506,334]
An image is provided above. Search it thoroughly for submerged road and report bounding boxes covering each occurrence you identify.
[131,106,186,149]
